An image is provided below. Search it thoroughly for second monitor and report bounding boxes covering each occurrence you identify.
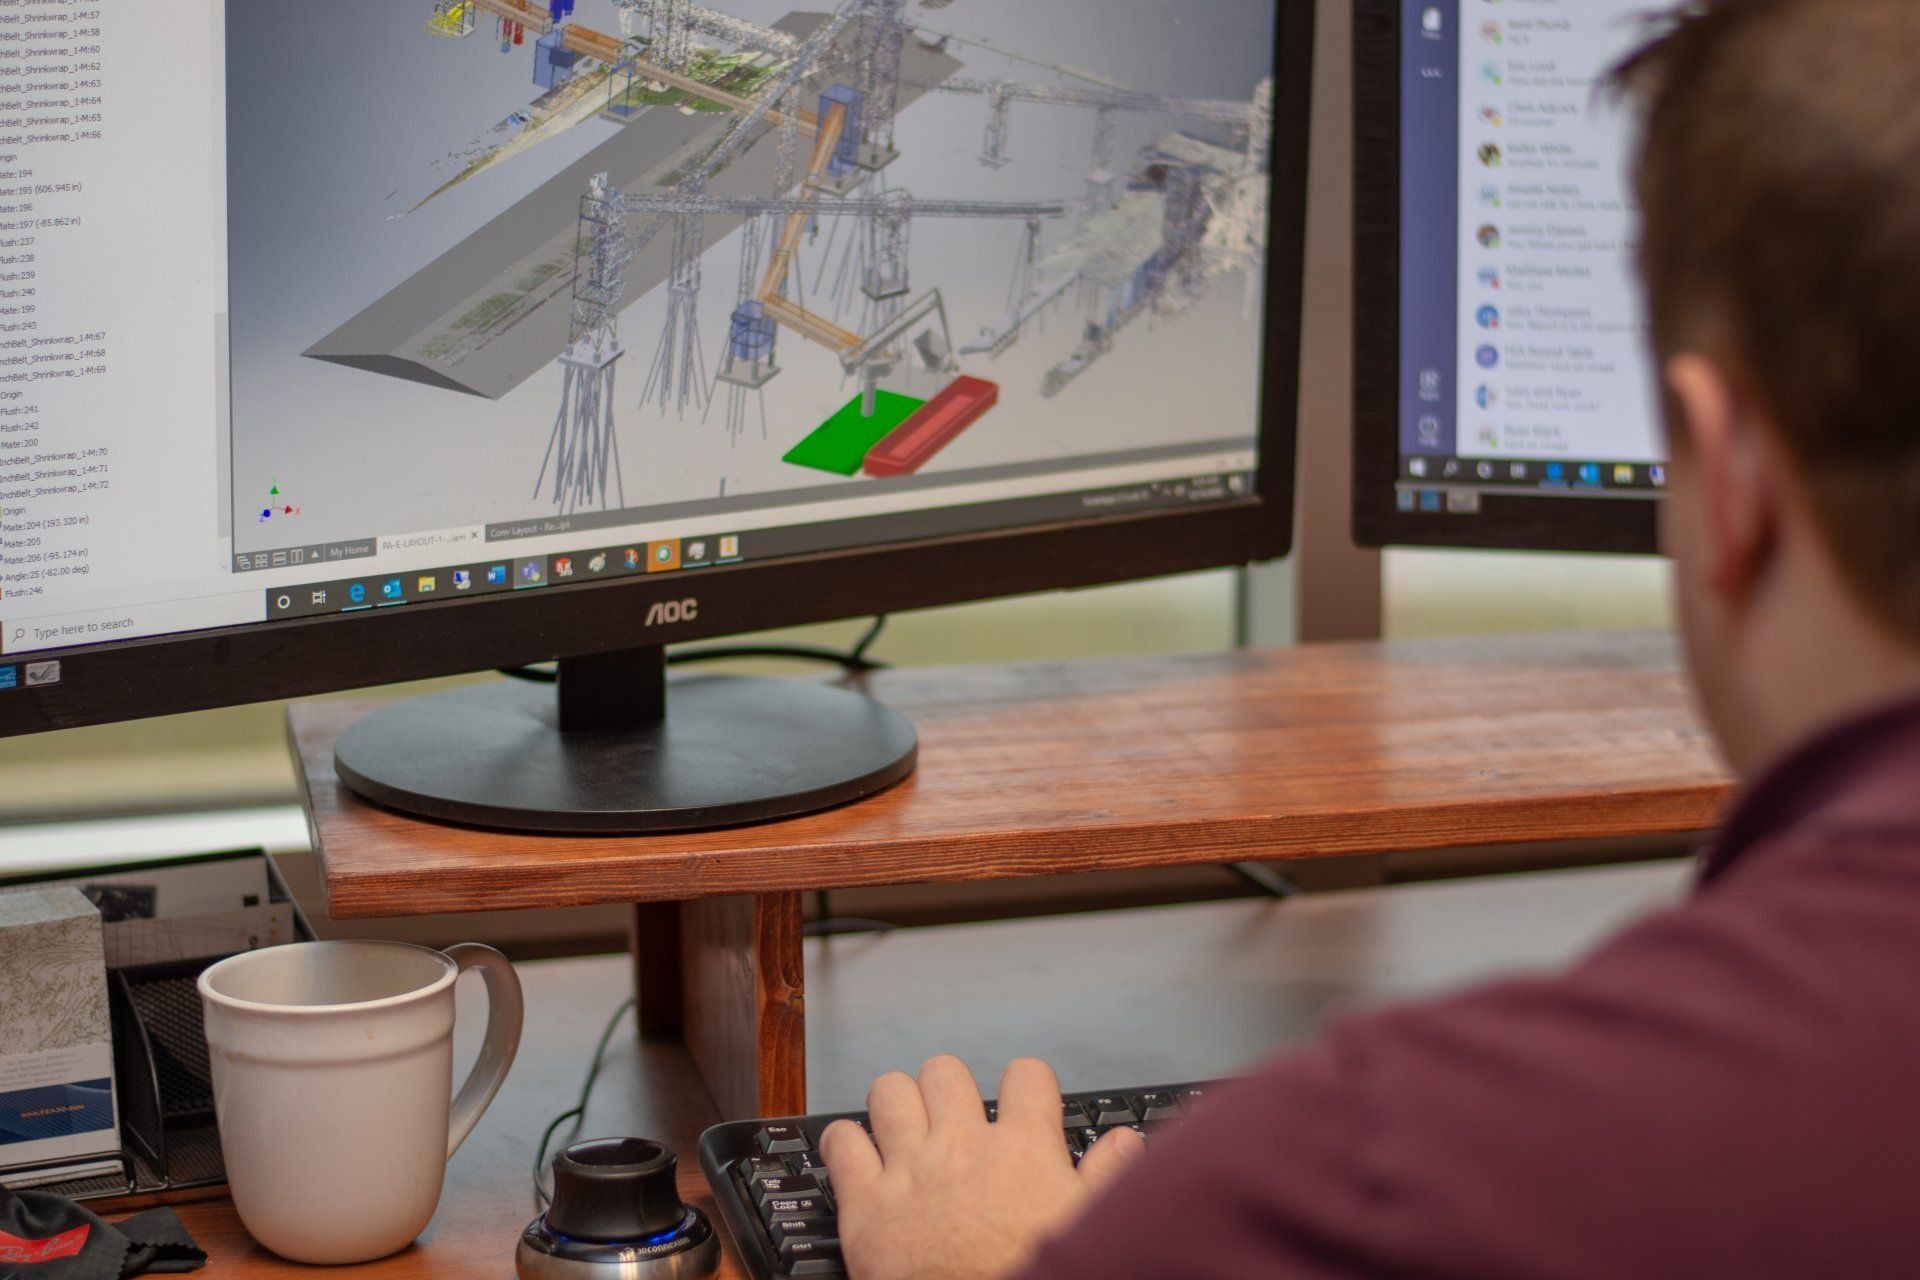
[1354,0,1665,554]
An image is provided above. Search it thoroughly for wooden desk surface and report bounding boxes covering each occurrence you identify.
[172,861,1692,1278]
[293,632,1731,920]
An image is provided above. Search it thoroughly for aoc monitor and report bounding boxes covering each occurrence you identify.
[1354,0,1664,554]
[0,0,1311,831]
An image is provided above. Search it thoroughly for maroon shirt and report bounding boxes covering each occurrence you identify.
[1021,692,1920,1279]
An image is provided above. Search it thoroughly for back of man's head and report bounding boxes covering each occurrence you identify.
[1618,0,1920,646]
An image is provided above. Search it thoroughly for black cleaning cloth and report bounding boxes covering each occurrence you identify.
[0,1187,205,1279]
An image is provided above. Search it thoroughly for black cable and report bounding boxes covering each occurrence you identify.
[531,997,637,1210]
[498,615,890,683]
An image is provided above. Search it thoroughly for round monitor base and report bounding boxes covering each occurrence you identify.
[333,675,918,835]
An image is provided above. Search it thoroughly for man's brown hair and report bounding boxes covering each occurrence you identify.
[1616,0,1920,641]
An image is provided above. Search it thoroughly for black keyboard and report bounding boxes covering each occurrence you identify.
[697,1080,1221,1278]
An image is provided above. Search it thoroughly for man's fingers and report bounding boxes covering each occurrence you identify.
[995,1057,1065,1134]
[918,1055,987,1133]
[819,1118,883,1199]
[866,1069,930,1160]
[1076,1125,1147,1194]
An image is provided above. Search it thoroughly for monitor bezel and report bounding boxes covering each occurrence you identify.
[4,0,1314,738]
[1350,0,1660,555]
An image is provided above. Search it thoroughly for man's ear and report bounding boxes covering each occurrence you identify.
[1665,353,1780,607]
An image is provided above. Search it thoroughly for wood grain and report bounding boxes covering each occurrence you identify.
[680,894,807,1119]
[293,632,1734,920]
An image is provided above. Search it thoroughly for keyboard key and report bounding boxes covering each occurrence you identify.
[1133,1091,1181,1121]
[790,1151,831,1185]
[772,1217,837,1246]
[1067,1126,1101,1155]
[1061,1100,1092,1128]
[1086,1096,1138,1126]
[741,1154,788,1186]
[758,1123,811,1155]
[760,1194,831,1224]
[983,1101,998,1122]
[1177,1088,1210,1114]
[752,1174,823,1208]
[780,1236,846,1275]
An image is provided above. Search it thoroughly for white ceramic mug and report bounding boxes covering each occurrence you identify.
[197,940,524,1264]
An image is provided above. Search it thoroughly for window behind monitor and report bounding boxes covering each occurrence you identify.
[1353,0,1663,554]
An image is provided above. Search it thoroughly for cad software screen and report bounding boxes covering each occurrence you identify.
[0,0,1280,674]
[1398,0,1664,520]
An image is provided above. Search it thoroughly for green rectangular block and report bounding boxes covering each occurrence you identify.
[783,391,927,476]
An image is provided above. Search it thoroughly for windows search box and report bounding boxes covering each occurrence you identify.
[2,592,262,656]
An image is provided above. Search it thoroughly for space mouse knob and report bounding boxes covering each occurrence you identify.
[548,1138,686,1241]
[520,1137,719,1279]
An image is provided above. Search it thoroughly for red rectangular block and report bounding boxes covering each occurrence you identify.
[863,375,999,477]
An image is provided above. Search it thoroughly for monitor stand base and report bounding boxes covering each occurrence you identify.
[332,646,918,834]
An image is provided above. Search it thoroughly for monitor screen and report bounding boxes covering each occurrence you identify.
[1355,0,1663,552]
[1,0,1289,679]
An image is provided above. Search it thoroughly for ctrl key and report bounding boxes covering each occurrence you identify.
[779,1235,846,1275]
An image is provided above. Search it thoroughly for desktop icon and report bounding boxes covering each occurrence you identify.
[1651,465,1668,488]
[588,553,607,573]
[1410,457,1429,478]
[0,666,14,691]
[348,583,367,604]
[1476,305,1500,330]
[685,540,709,564]
[1546,463,1566,483]
[453,570,472,591]
[1398,490,1417,513]
[487,564,508,586]
[516,558,545,587]
[1418,367,1442,401]
[554,557,574,578]
[310,589,328,606]
[417,575,437,594]
[1510,462,1528,481]
[1421,6,1442,37]
[381,578,404,601]
[1476,461,1495,480]
[1475,345,1500,369]
[647,540,681,573]
[1442,459,1462,478]
[1579,464,1602,485]
[623,547,641,571]
[23,660,60,688]
[1613,465,1636,485]
[718,536,740,560]
[1419,491,1443,513]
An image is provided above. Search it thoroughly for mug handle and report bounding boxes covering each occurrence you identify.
[443,943,525,1160]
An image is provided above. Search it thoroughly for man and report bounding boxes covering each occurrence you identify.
[819,1,1920,1275]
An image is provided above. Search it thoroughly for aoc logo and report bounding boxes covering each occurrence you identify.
[645,599,698,626]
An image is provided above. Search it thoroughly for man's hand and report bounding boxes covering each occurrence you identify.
[820,1055,1147,1280]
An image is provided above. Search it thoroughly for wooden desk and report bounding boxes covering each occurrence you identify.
[174,863,1692,1279]
[290,632,1732,1119]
